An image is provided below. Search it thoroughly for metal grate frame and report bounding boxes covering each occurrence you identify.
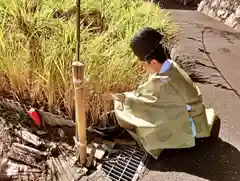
[101,145,148,181]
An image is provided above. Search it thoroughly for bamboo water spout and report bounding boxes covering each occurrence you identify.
[72,61,87,165]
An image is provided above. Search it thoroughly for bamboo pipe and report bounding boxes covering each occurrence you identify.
[72,61,87,165]
[76,0,80,62]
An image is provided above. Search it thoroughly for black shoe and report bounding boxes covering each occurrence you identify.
[210,116,221,139]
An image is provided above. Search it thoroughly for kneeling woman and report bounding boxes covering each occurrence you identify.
[113,27,220,159]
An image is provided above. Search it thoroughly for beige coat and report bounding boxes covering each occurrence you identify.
[114,60,213,159]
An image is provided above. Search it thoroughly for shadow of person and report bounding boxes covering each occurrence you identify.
[147,138,240,181]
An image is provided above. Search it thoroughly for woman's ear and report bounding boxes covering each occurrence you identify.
[151,59,157,64]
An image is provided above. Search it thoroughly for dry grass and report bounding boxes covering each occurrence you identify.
[0,0,178,127]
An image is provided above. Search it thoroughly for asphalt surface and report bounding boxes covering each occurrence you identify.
[140,2,240,181]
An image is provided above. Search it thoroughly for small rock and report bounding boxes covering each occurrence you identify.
[235,24,240,32]
[96,163,102,170]
[87,144,106,160]
[235,5,240,18]
[79,176,88,181]
[69,167,88,181]
[36,130,48,136]
[225,13,236,27]
[94,147,106,160]
[87,169,112,181]
[0,157,8,173]
[220,1,228,8]
[202,7,210,15]
[93,160,97,168]
[102,140,115,149]
[57,128,65,138]
[221,11,230,20]
[102,144,120,155]
[0,157,19,179]
[0,142,3,154]
[211,0,220,8]
[86,144,96,168]
[208,9,216,18]
[217,9,226,17]
[197,0,208,12]
[50,143,59,157]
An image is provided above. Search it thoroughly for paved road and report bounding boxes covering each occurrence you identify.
[141,2,240,181]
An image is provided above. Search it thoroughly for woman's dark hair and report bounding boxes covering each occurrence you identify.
[145,44,171,64]
[130,26,171,63]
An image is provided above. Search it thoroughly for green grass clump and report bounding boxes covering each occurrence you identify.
[0,0,178,126]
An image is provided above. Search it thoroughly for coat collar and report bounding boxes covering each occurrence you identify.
[156,59,174,76]
[160,59,173,74]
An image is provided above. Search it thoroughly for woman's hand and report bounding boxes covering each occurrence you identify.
[111,93,125,103]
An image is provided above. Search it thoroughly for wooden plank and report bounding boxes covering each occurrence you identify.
[47,155,88,181]
[7,145,41,169]
[14,129,44,147]
[12,143,48,159]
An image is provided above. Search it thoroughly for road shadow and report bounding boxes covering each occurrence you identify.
[147,138,240,181]
[146,0,198,10]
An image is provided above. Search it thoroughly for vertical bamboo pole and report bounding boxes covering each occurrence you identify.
[72,61,87,165]
[76,0,80,62]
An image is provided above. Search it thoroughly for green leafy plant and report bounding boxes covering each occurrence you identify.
[0,0,178,126]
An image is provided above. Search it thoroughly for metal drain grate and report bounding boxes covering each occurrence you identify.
[101,145,148,181]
